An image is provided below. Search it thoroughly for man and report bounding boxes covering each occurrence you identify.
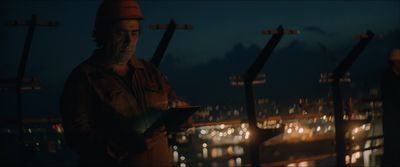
[60,0,188,166]
[381,48,400,166]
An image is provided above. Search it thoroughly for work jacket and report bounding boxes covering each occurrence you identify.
[60,52,184,166]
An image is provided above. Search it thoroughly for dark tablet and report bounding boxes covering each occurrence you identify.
[143,106,200,135]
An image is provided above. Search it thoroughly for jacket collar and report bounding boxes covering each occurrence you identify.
[129,57,145,69]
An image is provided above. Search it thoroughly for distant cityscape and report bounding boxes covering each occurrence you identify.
[0,89,384,166]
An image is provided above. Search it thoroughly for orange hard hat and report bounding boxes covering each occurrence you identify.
[96,0,144,22]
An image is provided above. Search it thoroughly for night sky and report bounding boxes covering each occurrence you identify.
[0,0,399,117]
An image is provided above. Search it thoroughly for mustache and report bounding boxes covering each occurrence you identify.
[120,49,135,53]
[102,41,136,64]
[106,39,136,53]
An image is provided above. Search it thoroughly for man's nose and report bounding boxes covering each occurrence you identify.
[124,33,133,48]
[124,33,136,48]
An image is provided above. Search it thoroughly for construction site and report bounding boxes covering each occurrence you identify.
[1,1,399,167]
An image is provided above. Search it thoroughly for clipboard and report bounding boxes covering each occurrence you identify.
[143,106,200,136]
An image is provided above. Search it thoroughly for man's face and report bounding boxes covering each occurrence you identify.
[104,19,140,64]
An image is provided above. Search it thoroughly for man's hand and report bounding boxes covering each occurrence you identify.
[144,126,168,148]
[171,100,190,108]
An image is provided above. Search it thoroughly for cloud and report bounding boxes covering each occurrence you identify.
[160,40,331,106]
[303,26,335,38]
[316,41,338,63]
[160,43,260,104]
[160,27,400,106]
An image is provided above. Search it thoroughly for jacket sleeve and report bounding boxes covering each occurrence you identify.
[60,69,149,157]
[60,69,106,154]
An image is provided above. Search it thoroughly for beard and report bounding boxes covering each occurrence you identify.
[103,36,136,64]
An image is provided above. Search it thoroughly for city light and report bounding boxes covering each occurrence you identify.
[228,159,235,166]
[245,131,250,140]
[227,146,234,155]
[351,152,361,164]
[298,161,310,167]
[2,96,380,167]
[353,128,359,134]
[345,155,350,165]
[173,151,179,162]
[365,124,371,131]
[287,128,293,134]
[235,157,242,166]
[202,148,208,159]
[52,123,64,134]
[298,128,304,134]
[241,123,246,129]
[239,130,244,135]
[220,124,225,130]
